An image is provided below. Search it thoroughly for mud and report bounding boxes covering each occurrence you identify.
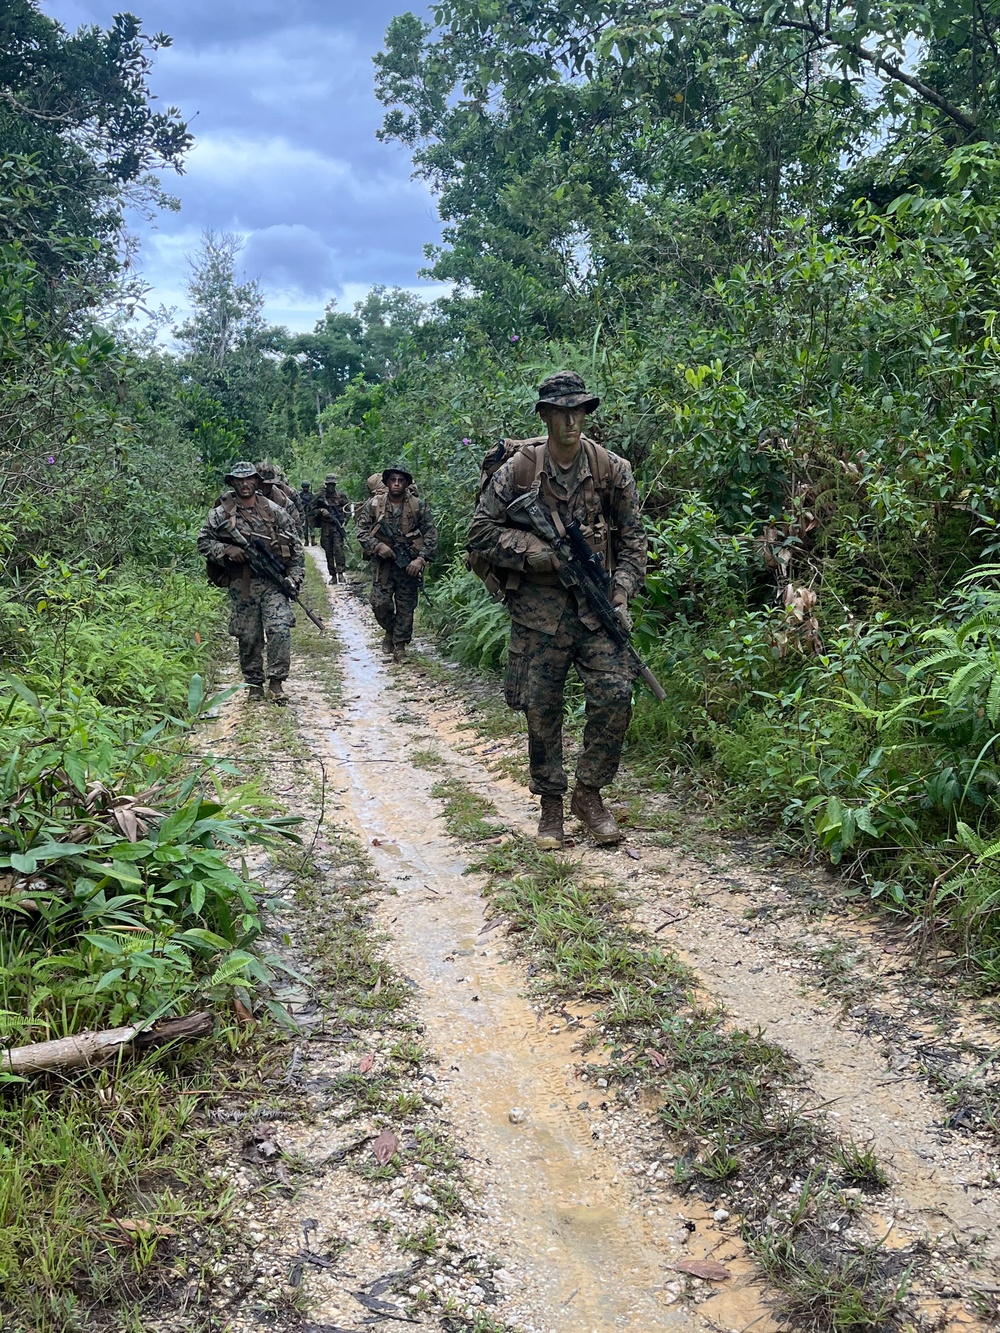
[316,572,766,1331]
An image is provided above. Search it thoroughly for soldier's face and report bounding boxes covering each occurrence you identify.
[386,473,407,498]
[543,406,586,449]
[233,477,257,499]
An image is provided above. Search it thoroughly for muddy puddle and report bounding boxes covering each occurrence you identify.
[315,571,771,1333]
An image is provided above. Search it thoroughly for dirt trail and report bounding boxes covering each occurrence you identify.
[316,573,738,1331]
[392,616,1000,1311]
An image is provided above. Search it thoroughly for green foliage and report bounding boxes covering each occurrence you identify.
[0,563,298,1042]
[356,1,1000,983]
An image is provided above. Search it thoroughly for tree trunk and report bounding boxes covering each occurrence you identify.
[1,1012,214,1075]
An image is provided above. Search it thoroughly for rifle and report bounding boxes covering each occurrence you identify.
[318,497,346,535]
[505,488,666,702]
[373,517,423,584]
[228,529,326,634]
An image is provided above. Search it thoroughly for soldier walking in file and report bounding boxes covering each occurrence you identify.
[467,372,646,847]
[197,461,305,705]
[314,473,350,581]
[355,465,436,662]
[256,461,302,533]
[299,481,317,538]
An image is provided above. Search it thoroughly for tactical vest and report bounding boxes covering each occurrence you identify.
[371,490,424,554]
[205,493,293,590]
[468,436,614,601]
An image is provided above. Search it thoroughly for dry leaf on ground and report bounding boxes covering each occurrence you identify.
[671,1258,731,1281]
[371,1128,398,1165]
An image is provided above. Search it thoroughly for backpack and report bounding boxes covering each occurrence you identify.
[467,435,613,601]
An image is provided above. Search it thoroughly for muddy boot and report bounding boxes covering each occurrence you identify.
[247,684,265,702]
[268,678,288,707]
[535,795,564,850]
[381,633,393,656]
[392,644,407,663]
[570,783,622,844]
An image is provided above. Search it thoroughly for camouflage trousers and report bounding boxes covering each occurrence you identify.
[369,564,419,646]
[504,604,633,795]
[227,579,294,684]
[321,526,345,576]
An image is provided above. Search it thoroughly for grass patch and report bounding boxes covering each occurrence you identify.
[0,1031,273,1332]
[430,778,506,841]
[411,746,446,769]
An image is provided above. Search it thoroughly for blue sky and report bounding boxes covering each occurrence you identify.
[39,0,444,333]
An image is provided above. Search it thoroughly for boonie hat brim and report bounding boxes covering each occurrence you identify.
[382,467,414,486]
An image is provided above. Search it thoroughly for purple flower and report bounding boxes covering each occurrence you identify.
[462,437,471,446]
[46,455,55,464]
[509,334,520,343]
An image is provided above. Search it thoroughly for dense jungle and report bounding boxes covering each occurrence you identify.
[3,0,1000,1329]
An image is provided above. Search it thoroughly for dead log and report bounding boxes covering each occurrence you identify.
[1,1012,214,1075]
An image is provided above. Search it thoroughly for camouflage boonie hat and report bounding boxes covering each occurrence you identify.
[535,371,599,414]
[256,461,277,480]
[324,473,338,485]
[224,460,259,483]
[382,464,414,486]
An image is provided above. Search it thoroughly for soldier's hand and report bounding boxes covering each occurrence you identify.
[375,542,394,560]
[612,589,632,634]
[524,534,558,573]
[406,557,425,577]
[224,545,247,563]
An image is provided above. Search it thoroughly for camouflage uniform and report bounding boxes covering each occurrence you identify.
[299,483,317,537]
[467,434,645,798]
[355,472,437,649]
[197,487,304,686]
[315,476,350,579]
[256,463,302,533]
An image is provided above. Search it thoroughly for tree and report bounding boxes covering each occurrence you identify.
[173,232,282,463]
[0,0,191,309]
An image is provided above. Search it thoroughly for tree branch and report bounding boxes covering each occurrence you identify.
[736,10,979,133]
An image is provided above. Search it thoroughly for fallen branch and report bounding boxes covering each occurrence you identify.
[1,1012,214,1076]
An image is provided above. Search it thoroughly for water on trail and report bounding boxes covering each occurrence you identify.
[314,572,751,1333]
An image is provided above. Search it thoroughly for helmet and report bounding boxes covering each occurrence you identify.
[300,481,311,490]
[382,464,414,486]
[224,461,260,483]
[324,473,338,485]
[535,370,600,414]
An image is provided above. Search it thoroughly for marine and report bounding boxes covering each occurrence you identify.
[314,473,350,581]
[355,464,437,662]
[197,461,305,705]
[467,372,646,847]
[256,461,302,532]
[299,480,317,538]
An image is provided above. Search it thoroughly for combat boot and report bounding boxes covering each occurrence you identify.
[570,784,622,844]
[247,684,265,702]
[268,678,288,707]
[381,633,393,655]
[393,644,407,663]
[535,795,564,850]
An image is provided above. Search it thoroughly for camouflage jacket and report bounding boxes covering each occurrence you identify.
[467,440,646,634]
[197,492,305,590]
[355,490,437,566]
[314,486,350,530]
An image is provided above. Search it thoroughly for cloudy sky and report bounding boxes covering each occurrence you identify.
[39,0,443,333]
